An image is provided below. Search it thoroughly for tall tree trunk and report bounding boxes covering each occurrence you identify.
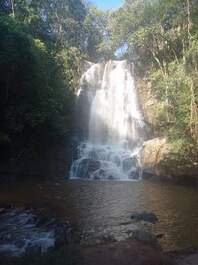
[190,80,198,139]
[5,73,10,101]
[186,0,192,44]
[11,0,15,17]
[163,64,170,123]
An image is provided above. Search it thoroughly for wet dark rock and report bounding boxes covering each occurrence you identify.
[142,169,154,180]
[36,215,50,226]
[54,224,67,246]
[101,234,116,243]
[64,221,73,243]
[0,208,6,214]
[156,233,164,239]
[129,169,139,180]
[54,222,72,246]
[5,233,12,240]
[45,218,56,227]
[36,215,56,227]
[0,206,72,257]
[15,239,25,248]
[26,245,42,255]
[76,158,101,179]
[129,229,158,246]
[93,169,106,179]
[122,157,137,172]
[131,211,158,223]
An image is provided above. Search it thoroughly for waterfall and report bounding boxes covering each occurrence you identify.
[70,60,145,180]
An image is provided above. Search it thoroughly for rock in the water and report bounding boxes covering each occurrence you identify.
[101,234,116,243]
[55,222,72,246]
[131,211,158,223]
[26,245,42,255]
[129,229,158,245]
[128,169,139,180]
[122,158,133,172]
[0,208,5,214]
[0,206,72,257]
[122,157,138,173]
[156,233,164,239]
[74,158,101,179]
[54,224,67,246]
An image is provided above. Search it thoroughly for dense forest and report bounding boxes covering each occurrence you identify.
[0,0,100,142]
[109,0,198,165]
[0,0,197,176]
[0,0,105,174]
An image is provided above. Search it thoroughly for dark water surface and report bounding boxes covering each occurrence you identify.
[0,180,198,251]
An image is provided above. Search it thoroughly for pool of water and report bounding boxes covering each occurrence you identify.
[0,180,198,251]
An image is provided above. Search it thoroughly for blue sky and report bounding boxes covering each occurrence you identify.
[91,0,123,10]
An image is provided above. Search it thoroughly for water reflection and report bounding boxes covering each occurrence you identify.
[0,180,198,250]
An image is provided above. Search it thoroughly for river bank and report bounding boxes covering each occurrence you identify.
[1,233,198,265]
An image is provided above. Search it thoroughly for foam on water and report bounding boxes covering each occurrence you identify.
[0,209,55,256]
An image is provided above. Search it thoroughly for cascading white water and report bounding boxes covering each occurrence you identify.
[70,60,145,180]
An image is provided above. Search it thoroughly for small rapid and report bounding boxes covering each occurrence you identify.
[70,60,145,180]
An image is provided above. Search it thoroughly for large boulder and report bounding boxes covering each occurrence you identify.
[140,137,171,179]
[122,157,138,172]
[140,137,198,182]
[141,137,170,168]
[74,158,101,179]
[129,229,158,246]
[137,78,198,182]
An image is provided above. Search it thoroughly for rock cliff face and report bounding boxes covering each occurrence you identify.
[141,138,170,167]
[140,136,198,182]
[140,137,171,178]
[136,78,157,136]
[137,78,198,182]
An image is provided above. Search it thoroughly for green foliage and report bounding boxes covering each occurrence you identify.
[56,47,85,89]
[109,0,198,161]
[0,0,197,164]
[149,63,190,132]
[0,13,76,139]
[169,138,191,161]
[83,5,114,60]
[0,0,107,142]
[185,38,198,75]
